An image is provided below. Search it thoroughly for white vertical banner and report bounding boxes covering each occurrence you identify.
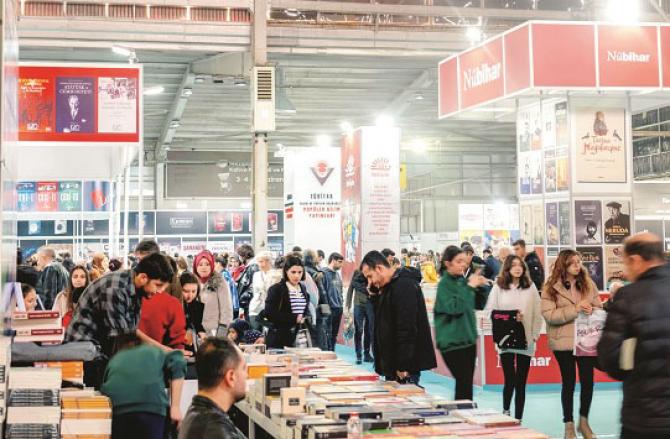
[360,126,401,255]
[283,147,342,256]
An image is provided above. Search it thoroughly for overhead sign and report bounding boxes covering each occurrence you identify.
[459,37,504,109]
[18,64,141,143]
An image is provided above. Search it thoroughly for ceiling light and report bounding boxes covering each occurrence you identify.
[194,76,207,84]
[143,86,164,96]
[414,92,424,100]
[317,135,332,148]
[284,8,300,17]
[466,26,483,44]
[181,88,193,97]
[169,120,180,129]
[111,45,133,57]
[340,121,354,133]
[605,0,639,23]
[375,115,394,128]
[234,77,247,87]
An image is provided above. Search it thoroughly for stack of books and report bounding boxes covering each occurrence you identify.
[12,311,63,344]
[34,362,84,386]
[0,337,12,429]
[61,391,112,438]
[6,367,62,439]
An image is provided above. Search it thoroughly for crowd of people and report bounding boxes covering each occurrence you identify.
[12,232,670,439]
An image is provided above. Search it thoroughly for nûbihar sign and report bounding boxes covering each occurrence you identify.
[439,22,670,118]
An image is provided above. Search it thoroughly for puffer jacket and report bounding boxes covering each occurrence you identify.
[598,264,670,435]
[199,272,233,335]
[524,252,545,292]
[541,279,602,352]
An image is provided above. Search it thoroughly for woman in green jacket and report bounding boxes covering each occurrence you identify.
[434,245,490,400]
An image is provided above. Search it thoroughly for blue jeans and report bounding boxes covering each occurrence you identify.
[354,302,375,359]
[329,308,343,351]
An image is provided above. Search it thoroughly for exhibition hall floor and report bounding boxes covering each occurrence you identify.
[335,345,622,439]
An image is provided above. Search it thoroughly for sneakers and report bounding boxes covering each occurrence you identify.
[363,353,374,363]
[502,410,511,416]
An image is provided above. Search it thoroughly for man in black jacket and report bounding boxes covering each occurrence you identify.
[598,233,670,439]
[512,239,544,292]
[345,270,374,364]
[360,251,437,385]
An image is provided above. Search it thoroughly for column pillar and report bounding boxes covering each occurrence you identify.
[252,133,268,250]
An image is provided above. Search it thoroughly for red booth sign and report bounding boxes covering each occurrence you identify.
[459,37,505,109]
[598,25,660,87]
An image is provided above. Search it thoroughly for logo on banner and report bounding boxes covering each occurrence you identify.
[310,161,334,186]
[463,62,502,91]
[370,157,391,172]
[170,217,194,228]
[606,50,651,63]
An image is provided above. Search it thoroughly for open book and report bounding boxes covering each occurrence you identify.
[619,337,637,371]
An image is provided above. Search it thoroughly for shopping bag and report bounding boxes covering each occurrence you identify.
[491,309,527,351]
[574,309,607,357]
[294,323,313,348]
[342,312,355,343]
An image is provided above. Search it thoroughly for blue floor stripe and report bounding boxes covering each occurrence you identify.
[335,344,622,438]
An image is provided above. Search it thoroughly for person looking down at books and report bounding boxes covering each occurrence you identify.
[360,250,436,386]
[53,265,90,328]
[65,253,175,387]
[101,331,186,439]
[263,255,310,349]
[598,233,670,439]
[541,249,602,439]
[180,272,207,354]
[179,338,247,439]
[434,245,490,400]
[484,255,542,421]
[21,284,38,312]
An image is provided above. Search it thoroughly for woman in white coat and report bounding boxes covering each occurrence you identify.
[193,250,233,337]
[485,255,543,421]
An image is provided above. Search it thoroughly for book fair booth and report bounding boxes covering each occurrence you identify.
[435,20,670,386]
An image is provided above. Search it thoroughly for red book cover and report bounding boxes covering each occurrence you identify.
[12,311,60,320]
[19,77,54,134]
[36,182,58,212]
[15,328,63,336]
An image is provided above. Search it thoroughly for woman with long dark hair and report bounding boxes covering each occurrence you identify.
[263,255,310,349]
[434,245,490,400]
[541,249,602,439]
[484,255,542,420]
[53,265,90,328]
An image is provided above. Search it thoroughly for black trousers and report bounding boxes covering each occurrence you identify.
[500,353,531,420]
[553,350,596,423]
[621,427,670,439]
[441,345,477,401]
[329,307,343,351]
[112,412,165,439]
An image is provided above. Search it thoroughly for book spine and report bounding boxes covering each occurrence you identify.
[12,312,60,320]
[15,328,63,336]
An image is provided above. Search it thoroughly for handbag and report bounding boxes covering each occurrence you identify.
[293,323,313,348]
[574,309,607,357]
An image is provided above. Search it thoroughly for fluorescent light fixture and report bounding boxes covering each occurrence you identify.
[111,45,133,57]
[181,88,193,97]
[375,114,394,128]
[234,77,247,87]
[410,139,427,153]
[284,8,300,17]
[169,120,180,129]
[414,92,425,100]
[605,0,639,23]
[340,121,353,133]
[466,26,483,44]
[316,135,332,148]
[143,86,164,96]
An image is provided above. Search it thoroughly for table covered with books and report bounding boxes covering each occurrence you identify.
[234,345,551,439]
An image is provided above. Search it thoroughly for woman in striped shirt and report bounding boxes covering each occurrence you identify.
[263,255,310,348]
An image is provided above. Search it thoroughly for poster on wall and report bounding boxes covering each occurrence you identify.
[556,147,569,192]
[83,181,111,212]
[555,101,568,147]
[483,204,509,230]
[16,182,36,212]
[545,202,559,246]
[544,149,556,193]
[484,230,510,249]
[156,211,207,235]
[58,181,81,211]
[517,104,543,152]
[36,182,58,212]
[578,246,604,291]
[459,204,484,230]
[520,204,533,243]
[603,200,631,244]
[542,101,556,149]
[530,152,543,194]
[532,203,544,246]
[509,204,520,231]
[574,107,627,183]
[558,201,571,246]
[341,131,362,281]
[97,77,138,134]
[605,246,625,287]
[575,200,603,245]
[19,76,53,134]
[18,65,141,143]
[519,153,531,195]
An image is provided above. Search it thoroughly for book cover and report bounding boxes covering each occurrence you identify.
[19,77,53,134]
[56,76,95,134]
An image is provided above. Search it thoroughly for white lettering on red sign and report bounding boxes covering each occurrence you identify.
[463,62,502,91]
[606,50,651,63]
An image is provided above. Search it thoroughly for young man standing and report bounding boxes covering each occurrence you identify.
[345,270,374,364]
[512,239,545,292]
[35,246,69,309]
[322,253,345,351]
[179,338,247,439]
[360,251,436,384]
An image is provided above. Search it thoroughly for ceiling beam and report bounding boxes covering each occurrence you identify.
[156,68,196,161]
[383,68,433,117]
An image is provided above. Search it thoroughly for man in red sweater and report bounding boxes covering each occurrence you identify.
[138,291,186,350]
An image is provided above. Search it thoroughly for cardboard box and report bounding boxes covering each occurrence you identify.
[281,387,306,415]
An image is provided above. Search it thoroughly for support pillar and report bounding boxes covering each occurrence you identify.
[252,133,268,250]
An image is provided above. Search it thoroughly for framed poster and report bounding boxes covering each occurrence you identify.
[555,101,568,147]
[530,152,543,194]
[544,149,557,193]
[605,246,625,286]
[578,246,604,291]
[545,202,559,246]
[520,204,533,243]
[519,152,531,195]
[603,200,631,244]
[532,203,544,246]
[556,147,569,192]
[575,200,603,245]
[573,107,627,183]
[558,201,571,246]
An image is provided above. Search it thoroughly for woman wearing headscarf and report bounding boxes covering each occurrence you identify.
[193,250,233,337]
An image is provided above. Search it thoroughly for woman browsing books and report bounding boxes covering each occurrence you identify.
[541,249,602,439]
[484,256,542,421]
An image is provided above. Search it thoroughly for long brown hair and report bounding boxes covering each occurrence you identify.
[67,265,90,314]
[496,255,532,290]
[545,249,590,298]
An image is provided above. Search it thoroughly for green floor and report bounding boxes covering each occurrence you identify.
[335,345,622,439]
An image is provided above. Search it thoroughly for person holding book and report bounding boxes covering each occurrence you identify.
[598,233,670,439]
[484,255,542,421]
[53,265,90,328]
[434,246,490,400]
[101,331,185,439]
[180,272,206,354]
[541,249,602,439]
